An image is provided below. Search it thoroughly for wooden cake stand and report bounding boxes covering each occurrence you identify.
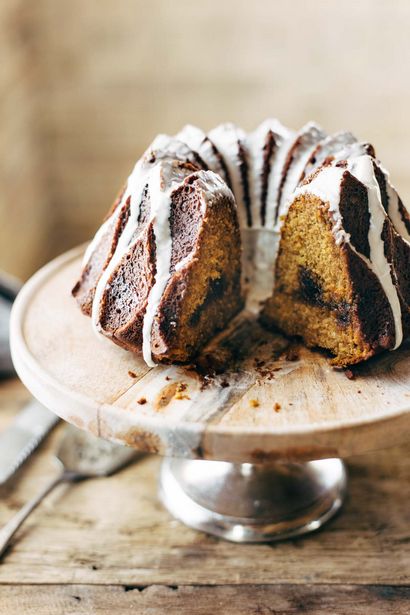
[10,246,410,542]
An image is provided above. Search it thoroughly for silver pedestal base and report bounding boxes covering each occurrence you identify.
[159,457,347,543]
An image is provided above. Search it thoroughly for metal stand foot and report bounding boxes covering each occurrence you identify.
[159,457,347,543]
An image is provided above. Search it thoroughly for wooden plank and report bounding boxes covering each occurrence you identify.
[0,584,409,615]
[0,382,409,587]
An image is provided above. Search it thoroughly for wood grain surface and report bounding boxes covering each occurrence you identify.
[0,378,409,614]
[10,247,410,463]
[0,584,409,615]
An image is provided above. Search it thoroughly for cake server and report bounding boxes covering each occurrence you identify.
[0,399,59,485]
[0,424,141,560]
[0,271,59,485]
[0,271,20,377]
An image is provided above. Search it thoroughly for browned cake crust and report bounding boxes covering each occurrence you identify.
[237,140,252,227]
[205,136,232,190]
[72,188,129,315]
[259,129,278,226]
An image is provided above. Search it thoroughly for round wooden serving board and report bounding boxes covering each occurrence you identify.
[10,246,410,463]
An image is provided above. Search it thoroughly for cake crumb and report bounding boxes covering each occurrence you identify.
[357,389,362,394]
[274,402,281,413]
[174,382,190,400]
[344,369,355,380]
[165,376,171,381]
[220,380,230,388]
[128,370,137,379]
[176,382,188,393]
[137,397,147,405]
[250,399,260,408]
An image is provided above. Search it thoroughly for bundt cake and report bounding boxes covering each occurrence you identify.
[73,119,410,367]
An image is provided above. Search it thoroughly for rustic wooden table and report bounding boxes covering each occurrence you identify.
[0,378,409,614]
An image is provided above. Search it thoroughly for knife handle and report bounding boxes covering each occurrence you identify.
[0,470,76,560]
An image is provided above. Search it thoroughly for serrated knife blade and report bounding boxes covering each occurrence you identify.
[0,400,59,484]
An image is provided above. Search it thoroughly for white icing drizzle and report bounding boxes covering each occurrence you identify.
[246,125,266,230]
[276,122,326,227]
[378,164,410,243]
[82,213,115,268]
[347,156,403,348]
[149,134,203,168]
[293,166,349,245]
[329,141,373,168]
[386,184,410,243]
[302,132,357,179]
[294,156,403,349]
[176,125,227,181]
[264,126,296,226]
[142,164,179,366]
[247,119,292,229]
[208,123,249,226]
[193,168,234,202]
[91,158,150,335]
[87,135,203,337]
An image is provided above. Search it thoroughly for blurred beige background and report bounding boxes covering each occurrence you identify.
[1,0,410,279]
